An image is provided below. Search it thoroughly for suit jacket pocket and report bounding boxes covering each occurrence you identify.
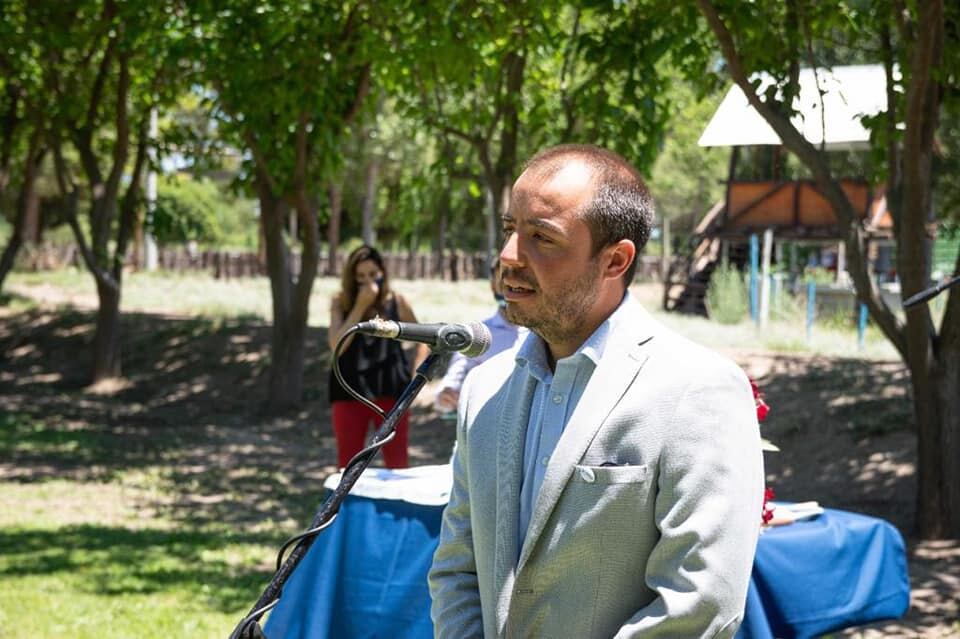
[572,463,650,484]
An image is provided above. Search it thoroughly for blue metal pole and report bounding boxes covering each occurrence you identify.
[806,279,816,342]
[858,302,868,350]
[750,234,759,324]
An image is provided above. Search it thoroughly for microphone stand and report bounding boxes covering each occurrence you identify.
[228,350,452,639]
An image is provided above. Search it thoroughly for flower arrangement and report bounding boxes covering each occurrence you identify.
[751,379,776,526]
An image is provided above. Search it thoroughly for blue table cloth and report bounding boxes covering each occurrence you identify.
[740,505,909,638]
[264,466,909,639]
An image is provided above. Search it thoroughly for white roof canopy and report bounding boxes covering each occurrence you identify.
[698,64,891,150]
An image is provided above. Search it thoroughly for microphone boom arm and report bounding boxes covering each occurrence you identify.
[902,273,960,309]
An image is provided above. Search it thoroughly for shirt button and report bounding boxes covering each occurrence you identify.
[541,456,549,466]
[552,394,563,404]
[579,467,596,482]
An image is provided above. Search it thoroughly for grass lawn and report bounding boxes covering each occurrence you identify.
[5,267,901,359]
[0,523,267,638]
[0,409,281,638]
[0,269,916,637]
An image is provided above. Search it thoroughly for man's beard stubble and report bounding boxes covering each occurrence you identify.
[502,258,602,348]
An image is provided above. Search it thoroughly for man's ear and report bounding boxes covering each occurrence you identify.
[603,239,636,281]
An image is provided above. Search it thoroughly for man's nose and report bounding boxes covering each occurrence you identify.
[500,231,522,268]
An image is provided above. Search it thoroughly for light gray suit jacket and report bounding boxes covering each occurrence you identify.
[429,296,764,638]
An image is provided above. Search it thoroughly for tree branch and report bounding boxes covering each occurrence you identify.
[243,128,279,195]
[104,50,131,206]
[0,84,23,179]
[115,113,150,280]
[891,0,915,45]
[483,53,508,145]
[293,111,309,194]
[797,2,826,152]
[82,11,117,135]
[53,138,98,279]
[880,21,900,237]
[341,63,371,125]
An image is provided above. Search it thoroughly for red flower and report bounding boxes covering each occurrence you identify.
[761,487,776,525]
[750,379,770,423]
[750,378,776,525]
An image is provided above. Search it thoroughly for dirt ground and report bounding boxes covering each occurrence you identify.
[0,292,957,637]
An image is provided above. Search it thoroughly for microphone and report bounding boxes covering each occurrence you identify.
[355,318,492,357]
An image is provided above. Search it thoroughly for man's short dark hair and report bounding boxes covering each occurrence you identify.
[522,144,655,284]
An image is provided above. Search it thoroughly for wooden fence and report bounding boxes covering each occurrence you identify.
[15,243,666,282]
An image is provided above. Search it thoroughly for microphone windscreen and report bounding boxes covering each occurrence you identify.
[462,322,492,358]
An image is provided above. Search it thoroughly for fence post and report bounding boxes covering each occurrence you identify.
[806,279,816,342]
[857,302,868,351]
[759,228,773,327]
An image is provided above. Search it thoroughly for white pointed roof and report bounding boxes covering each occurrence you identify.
[698,64,891,150]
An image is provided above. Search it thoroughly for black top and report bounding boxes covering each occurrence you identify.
[328,296,412,403]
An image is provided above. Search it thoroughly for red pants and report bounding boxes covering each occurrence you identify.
[331,397,409,469]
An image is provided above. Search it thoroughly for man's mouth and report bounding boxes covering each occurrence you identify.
[500,268,537,300]
[502,281,536,299]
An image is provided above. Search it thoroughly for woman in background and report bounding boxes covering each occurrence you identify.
[327,245,428,469]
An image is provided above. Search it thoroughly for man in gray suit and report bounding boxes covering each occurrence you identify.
[428,145,764,638]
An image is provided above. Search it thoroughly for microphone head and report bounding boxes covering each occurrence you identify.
[461,322,492,358]
[436,322,491,356]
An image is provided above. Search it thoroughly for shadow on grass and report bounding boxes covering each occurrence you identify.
[0,307,336,527]
[2,304,921,537]
[750,354,916,534]
[0,305,453,530]
[0,524,277,612]
[0,290,33,307]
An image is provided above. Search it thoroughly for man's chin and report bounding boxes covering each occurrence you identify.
[504,304,535,329]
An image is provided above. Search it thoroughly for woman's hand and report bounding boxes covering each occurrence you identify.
[355,279,380,312]
[328,284,378,352]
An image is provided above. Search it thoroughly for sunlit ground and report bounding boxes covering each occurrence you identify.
[6,268,902,361]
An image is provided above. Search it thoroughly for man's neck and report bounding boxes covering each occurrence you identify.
[544,288,627,368]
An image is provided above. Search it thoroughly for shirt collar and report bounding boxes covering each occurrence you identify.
[515,291,633,381]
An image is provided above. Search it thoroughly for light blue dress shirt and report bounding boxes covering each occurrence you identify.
[515,294,628,554]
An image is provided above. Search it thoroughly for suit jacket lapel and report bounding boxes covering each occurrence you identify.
[494,367,537,633]
[517,301,655,572]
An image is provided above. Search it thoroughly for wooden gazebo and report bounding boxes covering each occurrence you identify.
[664,64,893,315]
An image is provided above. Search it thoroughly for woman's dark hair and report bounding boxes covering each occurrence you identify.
[339,245,389,315]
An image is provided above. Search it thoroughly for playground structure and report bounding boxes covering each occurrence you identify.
[664,64,895,317]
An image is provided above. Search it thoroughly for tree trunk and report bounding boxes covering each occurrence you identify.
[936,350,960,533]
[433,188,449,279]
[259,186,297,410]
[407,234,418,279]
[492,49,524,259]
[913,342,960,537]
[361,156,378,246]
[899,0,947,537]
[92,275,122,381]
[0,232,23,292]
[484,183,498,263]
[326,182,343,276]
[0,134,44,292]
[259,182,321,412]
